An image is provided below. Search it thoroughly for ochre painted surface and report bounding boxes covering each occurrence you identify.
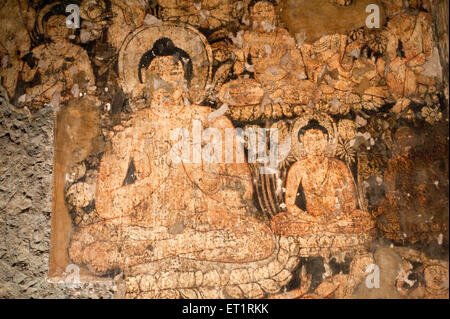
[0,0,447,299]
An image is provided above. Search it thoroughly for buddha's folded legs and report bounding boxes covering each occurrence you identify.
[68,211,274,275]
[271,212,315,237]
[271,210,375,237]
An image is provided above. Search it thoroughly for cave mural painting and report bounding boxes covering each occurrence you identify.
[0,0,443,299]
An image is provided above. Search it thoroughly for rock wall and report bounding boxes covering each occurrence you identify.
[0,96,115,298]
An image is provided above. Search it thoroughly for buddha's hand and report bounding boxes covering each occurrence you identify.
[105,176,158,217]
[184,162,224,196]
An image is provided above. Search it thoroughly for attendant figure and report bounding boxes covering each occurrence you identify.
[221,0,317,106]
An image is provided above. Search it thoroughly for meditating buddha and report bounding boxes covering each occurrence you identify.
[271,119,375,237]
[68,38,274,274]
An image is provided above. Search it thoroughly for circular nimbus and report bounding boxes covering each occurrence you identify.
[118,24,213,105]
[290,112,338,159]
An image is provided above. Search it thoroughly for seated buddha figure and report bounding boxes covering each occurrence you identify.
[220,0,316,106]
[68,38,274,275]
[271,119,375,237]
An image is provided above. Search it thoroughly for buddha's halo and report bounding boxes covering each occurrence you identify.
[118,24,213,104]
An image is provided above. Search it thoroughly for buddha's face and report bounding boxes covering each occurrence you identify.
[45,15,71,41]
[250,1,276,29]
[424,265,448,291]
[301,129,328,157]
[142,56,185,104]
